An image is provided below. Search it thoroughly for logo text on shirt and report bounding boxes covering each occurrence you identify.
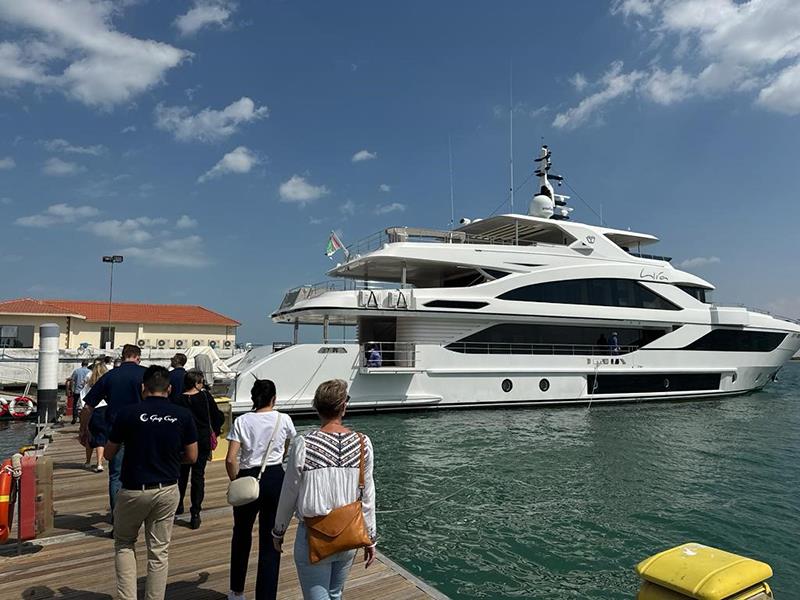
[139,413,178,423]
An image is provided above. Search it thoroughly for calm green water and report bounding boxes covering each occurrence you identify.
[336,361,800,599]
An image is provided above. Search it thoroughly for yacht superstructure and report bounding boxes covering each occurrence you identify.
[231,147,800,413]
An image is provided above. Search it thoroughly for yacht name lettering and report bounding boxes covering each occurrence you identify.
[139,413,178,423]
[639,269,668,281]
[587,358,626,365]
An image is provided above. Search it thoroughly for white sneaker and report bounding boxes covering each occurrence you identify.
[227,592,246,600]
[94,464,104,472]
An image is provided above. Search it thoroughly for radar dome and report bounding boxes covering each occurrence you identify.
[529,193,554,218]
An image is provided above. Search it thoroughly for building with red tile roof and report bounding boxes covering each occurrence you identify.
[0,298,239,351]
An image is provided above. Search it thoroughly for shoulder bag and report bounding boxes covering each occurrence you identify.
[304,432,373,563]
[226,411,282,507]
[202,390,218,451]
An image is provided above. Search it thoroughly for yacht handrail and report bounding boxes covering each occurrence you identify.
[711,303,800,325]
[359,341,419,368]
[278,280,406,310]
[445,341,640,356]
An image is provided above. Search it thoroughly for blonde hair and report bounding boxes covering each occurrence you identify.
[87,363,107,387]
[313,379,348,419]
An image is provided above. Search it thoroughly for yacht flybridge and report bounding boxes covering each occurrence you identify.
[231,146,800,413]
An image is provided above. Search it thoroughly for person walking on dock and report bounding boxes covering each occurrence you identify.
[226,379,296,600]
[80,344,147,513]
[272,379,377,600]
[105,365,198,600]
[67,360,91,424]
[175,369,224,528]
[81,361,108,471]
[168,353,188,402]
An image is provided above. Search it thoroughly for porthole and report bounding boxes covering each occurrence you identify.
[731,372,737,383]
[663,378,670,390]
[501,379,513,393]
[539,378,550,392]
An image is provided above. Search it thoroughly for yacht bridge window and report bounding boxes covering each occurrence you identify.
[446,323,670,355]
[676,285,713,304]
[498,278,680,310]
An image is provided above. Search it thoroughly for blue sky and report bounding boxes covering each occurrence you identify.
[1,0,800,343]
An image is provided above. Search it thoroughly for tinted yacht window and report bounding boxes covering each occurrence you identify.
[677,285,711,303]
[498,279,679,310]
[684,329,786,352]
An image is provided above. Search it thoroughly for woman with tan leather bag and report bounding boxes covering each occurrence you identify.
[272,379,377,599]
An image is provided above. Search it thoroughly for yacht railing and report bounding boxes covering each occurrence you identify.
[359,341,418,369]
[278,280,404,310]
[712,303,800,325]
[444,342,640,356]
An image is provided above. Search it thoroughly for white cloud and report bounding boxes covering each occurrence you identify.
[197,146,260,183]
[279,175,329,206]
[379,184,391,192]
[308,216,324,225]
[570,72,588,91]
[174,1,235,37]
[0,156,15,169]
[15,203,99,227]
[42,157,85,176]
[553,61,644,129]
[375,202,406,215]
[84,216,166,244]
[352,149,377,162]
[339,200,356,216]
[176,214,198,229]
[0,0,190,108]
[590,0,800,122]
[678,256,721,269]
[42,138,106,155]
[121,125,136,134]
[155,96,268,142]
[120,235,211,268]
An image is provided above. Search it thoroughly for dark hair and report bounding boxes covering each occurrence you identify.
[184,369,204,392]
[81,360,89,367]
[172,353,188,367]
[313,379,348,419]
[121,344,141,360]
[250,379,276,410]
[143,365,171,394]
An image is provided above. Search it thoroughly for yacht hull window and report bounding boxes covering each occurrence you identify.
[588,372,721,394]
[683,329,787,352]
[676,285,712,304]
[424,300,489,309]
[498,278,680,310]
[446,323,669,355]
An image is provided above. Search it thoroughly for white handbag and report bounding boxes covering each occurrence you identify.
[226,412,282,507]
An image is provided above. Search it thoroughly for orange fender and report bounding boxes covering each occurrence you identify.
[0,459,12,543]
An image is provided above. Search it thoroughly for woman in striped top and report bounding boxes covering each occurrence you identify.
[272,379,377,600]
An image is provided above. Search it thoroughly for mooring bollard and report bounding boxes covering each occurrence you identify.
[37,323,60,423]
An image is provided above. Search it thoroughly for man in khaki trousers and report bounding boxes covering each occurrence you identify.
[105,365,198,600]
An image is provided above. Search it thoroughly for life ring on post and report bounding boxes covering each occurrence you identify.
[0,459,13,544]
[0,397,9,417]
[9,396,34,419]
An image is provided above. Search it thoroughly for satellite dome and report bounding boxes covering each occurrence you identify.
[529,193,554,218]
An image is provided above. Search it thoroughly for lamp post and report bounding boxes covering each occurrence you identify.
[102,255,123,349]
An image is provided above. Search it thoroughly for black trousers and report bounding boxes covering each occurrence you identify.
[178,450,209,515]
[230,465,284,600]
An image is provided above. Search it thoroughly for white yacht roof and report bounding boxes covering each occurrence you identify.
[457,214,659,248]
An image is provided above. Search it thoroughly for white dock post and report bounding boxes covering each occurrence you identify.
[37,323,60,423]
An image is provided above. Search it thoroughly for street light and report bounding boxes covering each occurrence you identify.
[102,255,123,349]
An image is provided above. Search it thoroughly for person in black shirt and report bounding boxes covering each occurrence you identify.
[174,369,224,528]
[106,365,198,600]
[168,353,188,402]
[80,344,147,513]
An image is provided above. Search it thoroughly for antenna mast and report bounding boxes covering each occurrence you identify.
[448,135,455,229]
[510,63,518,244]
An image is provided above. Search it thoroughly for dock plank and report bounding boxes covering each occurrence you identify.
[0,424,446,600]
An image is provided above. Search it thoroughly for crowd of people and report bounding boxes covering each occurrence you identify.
[76,345,377,600]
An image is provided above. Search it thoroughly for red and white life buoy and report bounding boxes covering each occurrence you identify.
[0,397,9,417]
[9,396,34,419]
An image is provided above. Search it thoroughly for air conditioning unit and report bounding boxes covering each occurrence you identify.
[223,340,233,349]
[174,339,188,349]
[137,339,146,348]
[156,339,168,349]
[208,340,218,349]
[192,339,203,347]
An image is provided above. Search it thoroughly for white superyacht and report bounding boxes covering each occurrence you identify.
[231,146,800,414]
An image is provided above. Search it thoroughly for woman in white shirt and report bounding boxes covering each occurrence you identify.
[226,379,296,600]
[272,379,377,600]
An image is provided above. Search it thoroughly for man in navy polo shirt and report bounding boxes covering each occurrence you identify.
[80,343,147,512]
[106,365,198,600]
[167,352,187,402]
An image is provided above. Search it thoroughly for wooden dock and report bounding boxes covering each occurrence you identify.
[0,424,446,600]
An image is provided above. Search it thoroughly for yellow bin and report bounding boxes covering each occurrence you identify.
[636,543,773,600]
[211,396,232,462]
